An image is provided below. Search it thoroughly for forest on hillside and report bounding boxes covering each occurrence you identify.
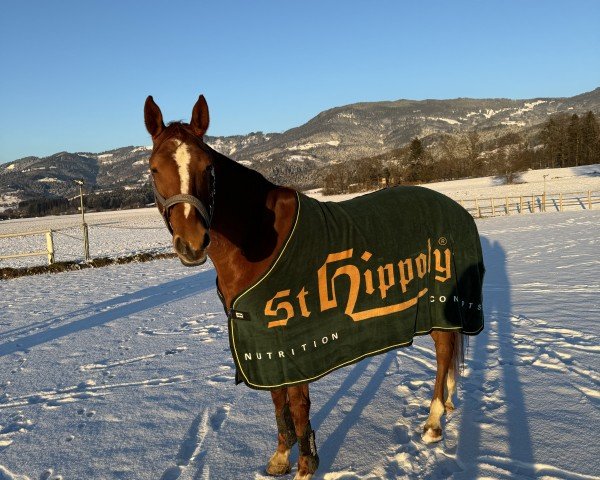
[0,185,155,220]
[322,111,600,195]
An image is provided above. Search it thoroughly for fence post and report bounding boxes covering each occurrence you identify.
[531,194,535,213]
[45,230,55,265]
[491,198,495,216]
[520,196,523,214]
[543,192,546,212]
[559,193,563,212]
[589,191,592,210]
[505,196,510,215]
[82,224,90,262]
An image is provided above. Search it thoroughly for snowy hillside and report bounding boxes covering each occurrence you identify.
[0,193,599,477]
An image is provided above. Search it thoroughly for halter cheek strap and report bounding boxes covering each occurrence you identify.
[152,165,215,234]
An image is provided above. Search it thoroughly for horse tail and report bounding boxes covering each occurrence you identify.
[452,331,465,378]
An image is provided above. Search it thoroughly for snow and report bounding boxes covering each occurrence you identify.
[289,141,340,151]
[37,177,61,183]
[130,146,153,153]
[307,164,600,203]
[0,206,598,479]
[426,117,461,125]
[5,164,15,171]
[0,194,21,213]
[0,208,171,268]
[511,100,546,116]
[422,164,600,201]
[287,155,312,162]
[480,108,512,119]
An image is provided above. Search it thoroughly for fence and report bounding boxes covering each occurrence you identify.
[459,190,599,218]
[0,230,55,265]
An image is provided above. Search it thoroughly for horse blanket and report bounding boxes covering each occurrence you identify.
[225,186,485,390]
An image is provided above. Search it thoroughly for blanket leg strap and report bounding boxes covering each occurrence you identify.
[276,404,297,449]
[298,422,319,473]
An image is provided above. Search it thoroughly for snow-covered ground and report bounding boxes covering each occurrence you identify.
[1,165,598,269]
[306,164,600,202]
[0,208,171,268]
[1,207,598,478]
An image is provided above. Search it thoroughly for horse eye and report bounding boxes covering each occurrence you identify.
[150,167,158,173]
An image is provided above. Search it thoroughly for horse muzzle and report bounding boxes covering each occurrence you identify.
[173,234,210,267]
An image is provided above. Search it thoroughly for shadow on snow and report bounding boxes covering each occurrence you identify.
[0,270,215,358]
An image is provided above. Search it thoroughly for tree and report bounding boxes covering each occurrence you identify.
[409,137,424,161]
[567,114,581,166]
[580,111,600,165]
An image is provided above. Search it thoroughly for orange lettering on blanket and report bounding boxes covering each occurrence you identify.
[265,239,453,328]
[265,290,294,328]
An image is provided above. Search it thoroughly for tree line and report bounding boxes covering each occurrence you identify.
[322,111,600,195]
[0,184,155,220]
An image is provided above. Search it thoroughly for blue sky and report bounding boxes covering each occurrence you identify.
[1,0,599,164]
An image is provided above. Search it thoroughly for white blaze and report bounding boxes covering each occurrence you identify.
[173,140,192,217]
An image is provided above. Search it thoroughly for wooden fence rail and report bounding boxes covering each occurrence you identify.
[458,190,599,218]
[0,230,55,265]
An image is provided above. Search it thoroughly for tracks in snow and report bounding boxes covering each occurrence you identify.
[0,376,187,410]
[160,404,232,480]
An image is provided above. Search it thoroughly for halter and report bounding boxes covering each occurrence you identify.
[151,164,215,235]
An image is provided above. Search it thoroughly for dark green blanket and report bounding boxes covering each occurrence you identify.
[227,187,485,390]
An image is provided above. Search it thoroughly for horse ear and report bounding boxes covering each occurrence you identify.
[144,96,165,140]
[191,95,210,137]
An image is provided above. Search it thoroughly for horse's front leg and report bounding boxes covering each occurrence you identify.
[266,387,296,476]
[288,383,319,479]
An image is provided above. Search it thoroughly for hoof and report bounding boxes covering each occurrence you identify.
[293,474,313,480]
[266,463,291,476]
[266,451,291,476]
[444,401,455,412]
[422,426,443,444]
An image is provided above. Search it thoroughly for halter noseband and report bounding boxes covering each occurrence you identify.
[152,164,215,235]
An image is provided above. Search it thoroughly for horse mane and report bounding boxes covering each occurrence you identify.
[164,121,195,138]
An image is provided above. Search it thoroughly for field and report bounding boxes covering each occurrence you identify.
[0,167,599,479]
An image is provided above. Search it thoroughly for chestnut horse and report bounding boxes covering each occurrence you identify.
[144,94,463,479]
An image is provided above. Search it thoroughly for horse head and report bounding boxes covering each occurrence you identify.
[144,94,214,266]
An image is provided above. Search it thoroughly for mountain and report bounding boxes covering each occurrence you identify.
[1,87,599,211]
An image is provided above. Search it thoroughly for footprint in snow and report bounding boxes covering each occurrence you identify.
[41,469,64,480]
[208,373,235,384]
[393,424,411,445]
[210,404,231,431]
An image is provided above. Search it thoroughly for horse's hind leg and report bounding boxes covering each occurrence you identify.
[266,387,295,476]
[423,330,457,443]
[445,364,457,411]
[288,383,319,480]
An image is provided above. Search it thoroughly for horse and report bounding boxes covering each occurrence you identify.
[143,94,484,479]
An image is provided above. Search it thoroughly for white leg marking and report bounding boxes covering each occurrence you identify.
[423,397,444,443]
[445,367,456,410]
[173,140,192,218]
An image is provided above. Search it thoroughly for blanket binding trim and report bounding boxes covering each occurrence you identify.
[230,323,484,390]
[231,191,301,311]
